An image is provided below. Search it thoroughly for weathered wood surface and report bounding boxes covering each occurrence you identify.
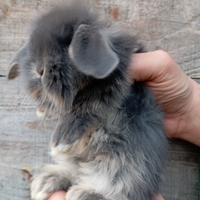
[0,0,200,200]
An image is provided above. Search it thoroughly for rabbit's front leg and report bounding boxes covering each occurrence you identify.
[31,164,72,200]
[52,112,98,146]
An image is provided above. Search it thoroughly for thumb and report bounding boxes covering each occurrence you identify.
[153,194,165,200]
[47,191,66,200]
[129,50,172,82]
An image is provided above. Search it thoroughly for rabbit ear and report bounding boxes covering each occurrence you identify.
[7,43,28,80]
[69,24,119,79]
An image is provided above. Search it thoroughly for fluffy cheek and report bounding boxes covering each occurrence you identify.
[42,73,76,109]
[25,74,43,101]
[26,75,64,110]
[47,91,64,108]
[41,69,64,103]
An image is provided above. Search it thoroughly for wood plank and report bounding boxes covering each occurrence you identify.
[0,0,200,199]
[0,166,31,200]
[161,139,199,200]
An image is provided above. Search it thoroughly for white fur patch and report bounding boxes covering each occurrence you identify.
[31,191,48,200]
[36,108,47,118]
[51,144,71,156]
[68,45,74,61]
[51,140,80,157]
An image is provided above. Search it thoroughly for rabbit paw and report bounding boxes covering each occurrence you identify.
[66,184,106,200]
[31,164,71,200]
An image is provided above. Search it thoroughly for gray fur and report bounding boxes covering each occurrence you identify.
[8,2,168,200]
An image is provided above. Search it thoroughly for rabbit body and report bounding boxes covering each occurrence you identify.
[8,3,168,200]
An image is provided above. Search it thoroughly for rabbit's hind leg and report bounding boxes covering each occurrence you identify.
[66,184,107,200]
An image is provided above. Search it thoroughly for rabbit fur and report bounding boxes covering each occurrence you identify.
[8,2,168,200]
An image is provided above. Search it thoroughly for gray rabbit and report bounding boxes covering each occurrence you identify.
[7,2,168,200]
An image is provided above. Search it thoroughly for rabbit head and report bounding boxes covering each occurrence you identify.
[7,3,144,114]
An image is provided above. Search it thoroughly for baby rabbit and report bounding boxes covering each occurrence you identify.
[7,2,168,200]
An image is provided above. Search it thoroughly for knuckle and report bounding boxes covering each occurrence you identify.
[156,50,174,67]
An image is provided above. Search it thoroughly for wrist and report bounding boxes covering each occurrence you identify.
[178,79,200,146]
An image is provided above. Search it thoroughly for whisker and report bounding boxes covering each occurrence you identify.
[37,116,46,132]
[37,91,48,108]
[13,93,30,117]
[36,85,52,131]
[8,91,27,113]
[42,97,56,131]
[19,96,35,130]
[54,105,62,133]
[0,92,31,134]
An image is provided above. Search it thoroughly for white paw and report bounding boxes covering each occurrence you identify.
[31,177,49,200]
[31,190,48,200]
[51,143,71,157]
[51,140,80,157]
[31,164,71,200]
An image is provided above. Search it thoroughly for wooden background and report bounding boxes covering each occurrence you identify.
[0,0,200,199]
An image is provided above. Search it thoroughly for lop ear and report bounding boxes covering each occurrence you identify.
[7,43,28,80]
[69,24,119,79]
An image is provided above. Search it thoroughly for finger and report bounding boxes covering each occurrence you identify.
[129,50,173,82]
[47,190,66,200]
[153,194,165,200]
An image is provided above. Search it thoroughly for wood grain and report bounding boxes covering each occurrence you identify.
[0,0,200,199]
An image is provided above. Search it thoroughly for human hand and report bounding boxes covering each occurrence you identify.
[129,50,200,146]
[154,194,165,200]
[47,191,66,200]
[47,191,165,200]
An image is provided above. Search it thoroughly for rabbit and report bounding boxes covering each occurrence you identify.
[7,1,168,200]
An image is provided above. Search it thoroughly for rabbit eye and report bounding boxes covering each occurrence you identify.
[40,68,44,76]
